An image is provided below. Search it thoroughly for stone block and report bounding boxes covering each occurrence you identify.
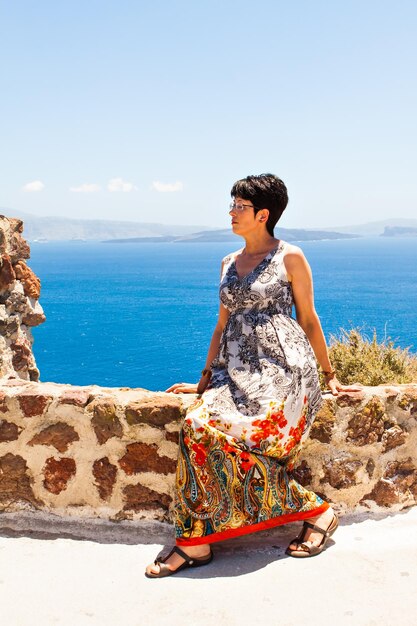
[4,290,27,313]
[28,423,79,452]
[0,312,20,338]
[347,396,386,445]
[125,395,182,427]
[335,389,365,407]
[291,460,313,486]
[381,425,408,452]
[123,483,172,513]
[119,442,176,475]
[384,459,417,497]
[0,419,21,442]
[28,365,40,382]
[361,478,401,506]
[398,390,417,415]
[321,457,362,489]
[43,457,76,494]
[310,398,336,443]
[17,392,53,417]
[22,310,46,327]
[93,457,117,500]
[0,453,40,507]
[361,459,417,506]
[0,254,16,291]
[11,339,32,372]
[14,260,41,299]
[89,398,123,444]
[60,389,91,407]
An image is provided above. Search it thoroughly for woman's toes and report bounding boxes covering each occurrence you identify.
[145,562,160,575]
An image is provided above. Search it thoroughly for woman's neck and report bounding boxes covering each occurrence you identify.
[242,235,279,256]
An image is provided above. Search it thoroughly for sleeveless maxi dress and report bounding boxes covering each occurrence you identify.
[174,240,330,546]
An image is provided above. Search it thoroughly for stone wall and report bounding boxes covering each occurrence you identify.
[0,380,416,522]
[0,215,45,381]
[0,380,183,522]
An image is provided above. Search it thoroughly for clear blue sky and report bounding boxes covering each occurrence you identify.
[1,0,416,229]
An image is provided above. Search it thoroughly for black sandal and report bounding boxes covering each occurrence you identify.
[145,545,214,578]
[285,513,339,558]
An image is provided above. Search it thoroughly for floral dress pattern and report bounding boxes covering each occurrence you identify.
[174,240,329,546]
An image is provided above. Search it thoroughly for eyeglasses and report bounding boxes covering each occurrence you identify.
[229,201,256,212]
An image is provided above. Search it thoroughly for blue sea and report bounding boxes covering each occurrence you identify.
[28,237,417,392]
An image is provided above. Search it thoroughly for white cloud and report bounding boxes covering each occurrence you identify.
[69,183,101,193]
[152,181,183,193]
[23,180,45,192]
[107,177,137,192]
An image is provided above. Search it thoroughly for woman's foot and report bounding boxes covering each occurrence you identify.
[145,544,212,577]
[287,506,336,554]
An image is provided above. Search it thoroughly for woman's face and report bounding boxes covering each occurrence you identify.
[229,196,268,236]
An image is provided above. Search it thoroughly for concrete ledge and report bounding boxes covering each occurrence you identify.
[0,509,173,545]
[0,503,414,547]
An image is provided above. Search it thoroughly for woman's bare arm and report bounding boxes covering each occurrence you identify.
[284,246,361,395]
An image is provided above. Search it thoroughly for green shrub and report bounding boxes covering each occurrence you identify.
[320,327,417,388]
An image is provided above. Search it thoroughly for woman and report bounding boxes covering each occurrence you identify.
[145,173,359,578]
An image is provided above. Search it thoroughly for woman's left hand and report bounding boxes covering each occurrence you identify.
[165,382,198,394]
[327,377,364,396]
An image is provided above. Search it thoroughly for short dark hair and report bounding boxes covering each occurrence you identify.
[231,173,288,236]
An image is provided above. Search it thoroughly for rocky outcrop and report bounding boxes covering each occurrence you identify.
[0,216,45,381]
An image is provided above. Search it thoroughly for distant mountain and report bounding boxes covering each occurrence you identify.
[0,208,36,220]
[382,226,417,237]
[175,228,357,243]
[1,207,415,242]
[104,227,357,244]
[0,208,209,241]
[320,218,417,237]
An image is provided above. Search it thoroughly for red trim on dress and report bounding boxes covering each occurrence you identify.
[176,501,330,546]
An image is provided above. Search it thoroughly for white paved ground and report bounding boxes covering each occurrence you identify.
[1,507,416,626]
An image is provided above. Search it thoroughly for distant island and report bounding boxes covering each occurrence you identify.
[0,210,206,242]
[381,226,417,237]
[103,227,357,244]
[1,207,416,242]
[321,217,417,237]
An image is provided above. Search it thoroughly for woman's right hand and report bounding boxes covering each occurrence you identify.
[165,382,198,394]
